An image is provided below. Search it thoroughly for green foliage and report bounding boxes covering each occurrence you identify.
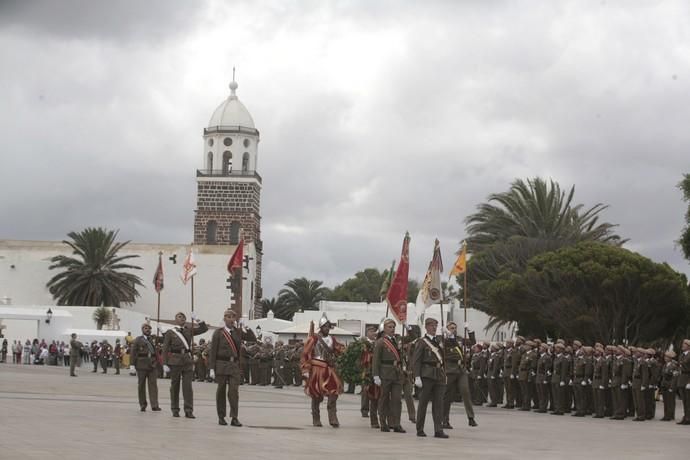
[486,242,689,345]
[92,306,112,330]
[329,268,388,302]
[336,339,366,385]
[277,278,330,320]
[678,173,690,261]
[47,228,143,307]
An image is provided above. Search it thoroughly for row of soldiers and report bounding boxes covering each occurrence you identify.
[192,339,306,387]
[467,336,690,424]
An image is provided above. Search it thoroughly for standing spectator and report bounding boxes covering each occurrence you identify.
[1,339,8,363]
[13,340,22,364]
[38,346,48,365]
[23,340,31,364]
[49,341,58,365]
[63,341,70,367]
[31,339,39,364]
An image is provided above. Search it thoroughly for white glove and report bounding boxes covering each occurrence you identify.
[163,364,171,374]
[621,384,628,390]
[686,383,690,390]
[477,376,483,380]
[191,312,197,321]
[547,371,552,376]
[568,379,573,386]
[373,376,381,386]
[599,385,604,390]
[581,381,587,386]
[414,377,423,388]
[587,379,592,385]
[209,369,215,379]
[543,380,548,384]
[559,381,565,387]
[641,386,646,390]
[129,365,135,371]
[668,389,673,393]
[302,372,309,379]
[510,375,515,380]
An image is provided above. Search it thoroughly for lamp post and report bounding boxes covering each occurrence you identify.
[256,324,262,340]
[46,308,53,324]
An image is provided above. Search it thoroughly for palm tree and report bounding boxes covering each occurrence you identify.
[92,307,112,330]
[465,177,624,253]
[47,227,143,307]
[278,277,330,314]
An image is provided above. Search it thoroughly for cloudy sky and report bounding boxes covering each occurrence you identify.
[1,0,689,298]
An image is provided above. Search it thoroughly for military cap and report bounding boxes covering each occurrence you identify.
[556,339,565,345]
[622,348,631,356]
[141,322,152,329]
[505,339,514,346]
[70,333,77,338]
[175,311,187,319]
[646,348,656,356]
[573,340,582,347]
[533,338,542,345]
[382,318,396,327]
[490,343,499,351]
[516,336,525,343]
[629,346,637,352]
[583,346,593,354]
[447,321,457,328]
[482,341,490,347]
[224,308,237,317]
[665,351,676,359]
[554,342,565,350]
[565,345,572,353]
[498,342,505,349]
[424,317,438,325]
[525,340,535,347]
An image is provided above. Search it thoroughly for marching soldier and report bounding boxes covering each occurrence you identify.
[301,314,344,427]
[518,340,536,411]
[660,351,679,421]
[162,311,208,418]
[678,338,690,425]
[113,339,122,375]
[360,326,380,426]
[412,317,448,439]
[442,321,477,429]
[129,323,161,412]
[373,319,406,433]
[535,343,552,413]
[208,309,255,426]
[68,333,83,377]
[99,340,112,374]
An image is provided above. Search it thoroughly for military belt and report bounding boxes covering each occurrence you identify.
[137,354,151,357]
[381,360,399,365]
[422,362,441,368]
[216,357,237,362]
[169,350,190,354]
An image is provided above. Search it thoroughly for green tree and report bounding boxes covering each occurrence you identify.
[47,228,143,307]
[329,268,388,302]
[486,242,689,345]
[260,296,293,321]
[678,173,690,261]
[465,177,624,253]
[92,306,112,330]
[277,277,330,320]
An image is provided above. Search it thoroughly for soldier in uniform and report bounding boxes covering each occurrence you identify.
[487,343,501,407]
[502,339,515,408]
[469,344,483,405]
[90,341,99,373]
[401,327,418,424]
[359,326,379,426]
[645,348,660,420]
[128,323,161,412]
[412,317,448,439]
[535,343,552,413]
[550,342,566,415]
[631,348,649,421]
[292,343,304,386]
[113,339,122,375]
[582,346,594,415]
[603,345,615,416]
[372,318,406,433]
[676,339,690,424]
[592,345,609,418]
[442,321,477,429]
[162,311,208,418]
[208,309,255,426]
[99,340,112,374]
[512,336,525,408]
[300,314,344,427]
[517,340,536,411]
[194,339,208,382]
[273,341,288,388]
[479,342,490,405]
[610,345,626,419]
[660,350,679,421]
[247,342,260,385]
[68,333,83,377]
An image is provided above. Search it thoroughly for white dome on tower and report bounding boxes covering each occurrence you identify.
[208,79,255,129]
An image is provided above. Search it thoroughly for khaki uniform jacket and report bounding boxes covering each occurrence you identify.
[503,348,513,376]
[537,353,552,383]
[445,340,467,376]
[412,335,445,381]
[208,326,252,377]
[660,361,679,391]
[679,351,690,388]
[551,354,567,384]
[518,350,537,382]
[373,335,404,381]
[162,322,209,366]
[130,335,159,371]
[511,347,523,378]
[69,339,83,358]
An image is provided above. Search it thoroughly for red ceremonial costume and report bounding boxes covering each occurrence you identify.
[300,323,343,427]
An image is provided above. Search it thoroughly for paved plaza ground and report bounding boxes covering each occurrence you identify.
[1,364,688,459]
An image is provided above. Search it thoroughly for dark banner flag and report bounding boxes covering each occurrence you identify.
[153,253,164,293]
[386,232,411,324]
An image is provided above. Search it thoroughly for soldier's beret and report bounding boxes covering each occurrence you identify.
[665,351,676,359]
[482,341,490,347]
[583,346,593,354]
[505,339,514,345]
[175,311,186,319]
[622,348,631,356]
[224,309,237,317]
[424,317,438,325]
[646,348,656,356]
[554,343,565,349]
[556,339,565,345]
[565,346,572,352]
[525,340,535,347]
[516,336,525,343]
[490,343,498,351]
[573,340,582,347]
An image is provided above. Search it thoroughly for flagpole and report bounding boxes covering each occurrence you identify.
[156,290,161,342]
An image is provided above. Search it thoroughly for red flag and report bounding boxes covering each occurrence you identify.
[228,238,244,273]
[386,232,410,323]
[153,253,164,293]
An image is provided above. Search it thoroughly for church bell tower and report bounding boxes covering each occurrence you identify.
[193,75,263,317]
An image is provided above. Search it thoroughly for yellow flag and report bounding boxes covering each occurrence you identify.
[449,243,467,277]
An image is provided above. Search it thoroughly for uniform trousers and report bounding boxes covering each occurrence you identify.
[137,368,159,409]
[216,374,240,418]
[444,373,475,422]
[169,364,194,413]
[69,355,80,376]
[378,378,402,429]
[402,379,416,422]
[416,377,446,434]
[661,388,676,419]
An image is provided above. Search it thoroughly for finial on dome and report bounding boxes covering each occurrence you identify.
[229,66,238,97]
